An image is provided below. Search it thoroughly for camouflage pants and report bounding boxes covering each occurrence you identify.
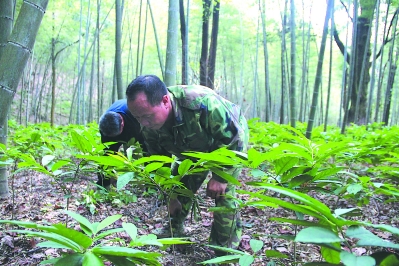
[170,167,242,253]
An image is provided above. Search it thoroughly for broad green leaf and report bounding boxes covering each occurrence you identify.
[250,239,263,253]
[95,215,122,234]
[246,183,335,221]
[364,223,399,236]
[340,251,376,266]
[206,244,246,255]
[239,254,255,266]
[314,167,345,180]
[93,228,125,242]
[64,210,93,236]
[132,234,162,247]
[379,254,399,266]
[248,148,271,168]
[295,227,342,243]
[71,130,90,153]
[265,250,288,259]
[10,230,82,251]
[334,208,361,217]
[38,223,92,249]
[199,255,241,264]
[101,255,137,266]
[122,222,138,240]
[269,217,329,228]
[210,167,240,186]
[40,257,61,265]
[117,172,134,191]
[42,155,55,166]
[37,240,74,250]
[273,157,299,176]
[0,220,39,228]
[51,159,71,172]
[132,155,173,166]
[321,243,341,264]
[156,237,193,245]
[178,159,192,176]
[55,253,84,266]
[276,142,313,161]
[346,226,399,249]
[346,184,363,195]
[82,251,104,266]
[76,155,125,167]
[145,162,164,173]
[92,246,161,259]
[250,169,267,178]
[288,174,313,188]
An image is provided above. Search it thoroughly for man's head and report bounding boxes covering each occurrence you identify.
[126,75,172,130]
[99,111,124,137]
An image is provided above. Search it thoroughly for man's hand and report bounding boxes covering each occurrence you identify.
[206,178,227,199]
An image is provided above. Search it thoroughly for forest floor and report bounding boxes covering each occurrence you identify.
[0,170,397,266]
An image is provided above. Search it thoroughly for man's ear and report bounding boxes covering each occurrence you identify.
[162,94,169,105]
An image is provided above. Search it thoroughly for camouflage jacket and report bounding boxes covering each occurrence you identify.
[142,85,249,182]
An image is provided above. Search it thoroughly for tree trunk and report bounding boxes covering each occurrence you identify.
[305,0,333,139]
[289,0,296,128]
[147,0,165,79]
[179,0,188,84]
[260,0,271,122]
[207,0,220,89]
[200,0,211,87]
[115,0,123,99]
[164,0,179,86]
[0,0,49,198]
[280,0,288,124]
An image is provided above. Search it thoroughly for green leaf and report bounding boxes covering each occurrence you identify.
[76,155,126,167]
[178,159,193,176]
[295,227,342,244]
[82,251,104,266]
[321,243,341,264]
[92,246,161,259]
[55,253,84,266]
[265,250,288,259]
[132,155,173,166]
[93,228,125,242]
[246,183,335,221]
[346,226,399,249]
[95,215,122,235]
[42,155,55,166]
[71,130,90,153]
[37,240,74,250]
[145,162,164,173]
[64,210,93,236]
[239,254,255,266]
[117,172,134,191]
[51,159,71,172]
[273,157,299,175]
[340,251,376,266]
[156,237,193,245]
[248,148,271,168]
[250,239,263,253]
[38,223,92,249]
[101,255,137,266]
[199,255,241,264]
[210,167,240,186]
[269,217,329,228]
[0,220,39,228]
[347,184,363,195]
[334,208,362,217]
[122,222,138,240]
[10,230,82,251]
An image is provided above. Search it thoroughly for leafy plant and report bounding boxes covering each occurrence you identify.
[0,210,191,265]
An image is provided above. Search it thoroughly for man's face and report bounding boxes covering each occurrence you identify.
[128,92,170,130]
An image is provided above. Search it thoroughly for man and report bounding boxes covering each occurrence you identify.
[125,75,249,253]
[97,99,146,188]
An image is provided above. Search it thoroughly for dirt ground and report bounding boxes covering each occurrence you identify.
[0,170,396,266]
